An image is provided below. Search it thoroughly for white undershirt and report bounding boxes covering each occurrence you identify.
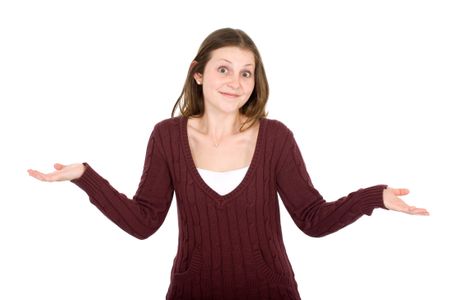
[196,166,249,196]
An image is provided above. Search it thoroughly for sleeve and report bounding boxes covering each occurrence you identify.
[70,124,174,240]
[276,129,387,238]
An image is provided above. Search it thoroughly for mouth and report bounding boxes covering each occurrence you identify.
[219,91,240,98]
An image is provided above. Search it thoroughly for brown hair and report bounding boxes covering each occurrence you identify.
[171,28,269,131]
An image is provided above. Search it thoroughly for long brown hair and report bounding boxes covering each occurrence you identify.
[171,28,269,131]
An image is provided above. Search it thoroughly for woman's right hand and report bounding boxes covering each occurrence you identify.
[27,163,86,182]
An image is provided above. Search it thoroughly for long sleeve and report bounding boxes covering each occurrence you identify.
[276,129,387,238]
[70,124,174,240]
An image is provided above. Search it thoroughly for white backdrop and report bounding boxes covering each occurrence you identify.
[1,0,449,299]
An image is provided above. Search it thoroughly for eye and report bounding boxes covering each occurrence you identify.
[218,66,228,74]
[242,71,252,78]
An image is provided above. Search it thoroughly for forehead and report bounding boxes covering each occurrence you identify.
[209,46,255,66]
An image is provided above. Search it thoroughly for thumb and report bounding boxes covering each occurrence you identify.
[54,163,65,170]
[393,188,410,196]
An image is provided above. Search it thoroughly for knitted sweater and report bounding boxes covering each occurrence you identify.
[70,115,387,300]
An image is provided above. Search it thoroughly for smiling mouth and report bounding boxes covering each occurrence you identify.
[219,92,240,98]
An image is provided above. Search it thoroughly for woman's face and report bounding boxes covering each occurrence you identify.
[194,46,255,115]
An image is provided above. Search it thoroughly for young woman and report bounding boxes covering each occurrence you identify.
[28,28,429,300]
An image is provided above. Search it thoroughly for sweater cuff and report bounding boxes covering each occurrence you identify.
[358,184,389,215]
[70,162,104,204]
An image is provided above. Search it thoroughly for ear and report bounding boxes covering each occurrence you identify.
[193,71,203,85]
[190,60,203,85]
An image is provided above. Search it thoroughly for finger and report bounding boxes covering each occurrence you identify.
[27,169,40,178]
[28,169,54,182]
[408,207,430,216]
[394,188,410,196]
[28,170,46,181]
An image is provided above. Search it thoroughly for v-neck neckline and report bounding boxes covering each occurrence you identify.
[180,115,266,207]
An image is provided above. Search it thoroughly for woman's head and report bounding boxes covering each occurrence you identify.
[171,28,269,130]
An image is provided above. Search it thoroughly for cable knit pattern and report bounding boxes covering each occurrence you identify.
[70,116,387,300]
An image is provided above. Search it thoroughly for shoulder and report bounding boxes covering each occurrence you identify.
[154,116,182,130]
[260,117,299,155]
[261,117,293,138]
[145,116,183,156]
[146,116,183,148]
[150,116,183,137]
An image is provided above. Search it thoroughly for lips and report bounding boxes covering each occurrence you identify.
[219,91,240,98]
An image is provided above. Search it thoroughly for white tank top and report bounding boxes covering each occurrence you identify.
[197,166,249,196]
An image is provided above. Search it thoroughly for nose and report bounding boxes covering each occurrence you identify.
[227,74,240,89]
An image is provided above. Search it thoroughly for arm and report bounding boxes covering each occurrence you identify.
[276,130,387,238]
[70,124,174,240]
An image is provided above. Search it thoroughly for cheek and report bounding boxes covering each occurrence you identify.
[203,80,221,94]
[203,73,223,89]
[244,80,255,94]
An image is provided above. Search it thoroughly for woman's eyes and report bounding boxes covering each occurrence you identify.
[218,66,228,74]
[217,66,252,78]
[241,71,252,78]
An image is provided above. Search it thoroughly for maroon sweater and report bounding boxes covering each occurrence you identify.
[71,115,387,300]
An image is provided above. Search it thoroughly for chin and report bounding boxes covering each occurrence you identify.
[219,103,243,113]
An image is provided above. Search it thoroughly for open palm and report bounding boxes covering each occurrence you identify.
[383,188,429,216]
[27,163,86,182]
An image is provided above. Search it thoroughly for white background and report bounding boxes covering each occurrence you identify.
[1,0,449,299]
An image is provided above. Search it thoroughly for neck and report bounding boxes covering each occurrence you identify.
[197,112,246,147]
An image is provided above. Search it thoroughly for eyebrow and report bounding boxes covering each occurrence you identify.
[218,58,254,67]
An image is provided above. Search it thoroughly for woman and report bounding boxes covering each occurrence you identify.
[28,28,429,299]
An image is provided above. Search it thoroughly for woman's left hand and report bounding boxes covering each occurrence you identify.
[383,187,430,215]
